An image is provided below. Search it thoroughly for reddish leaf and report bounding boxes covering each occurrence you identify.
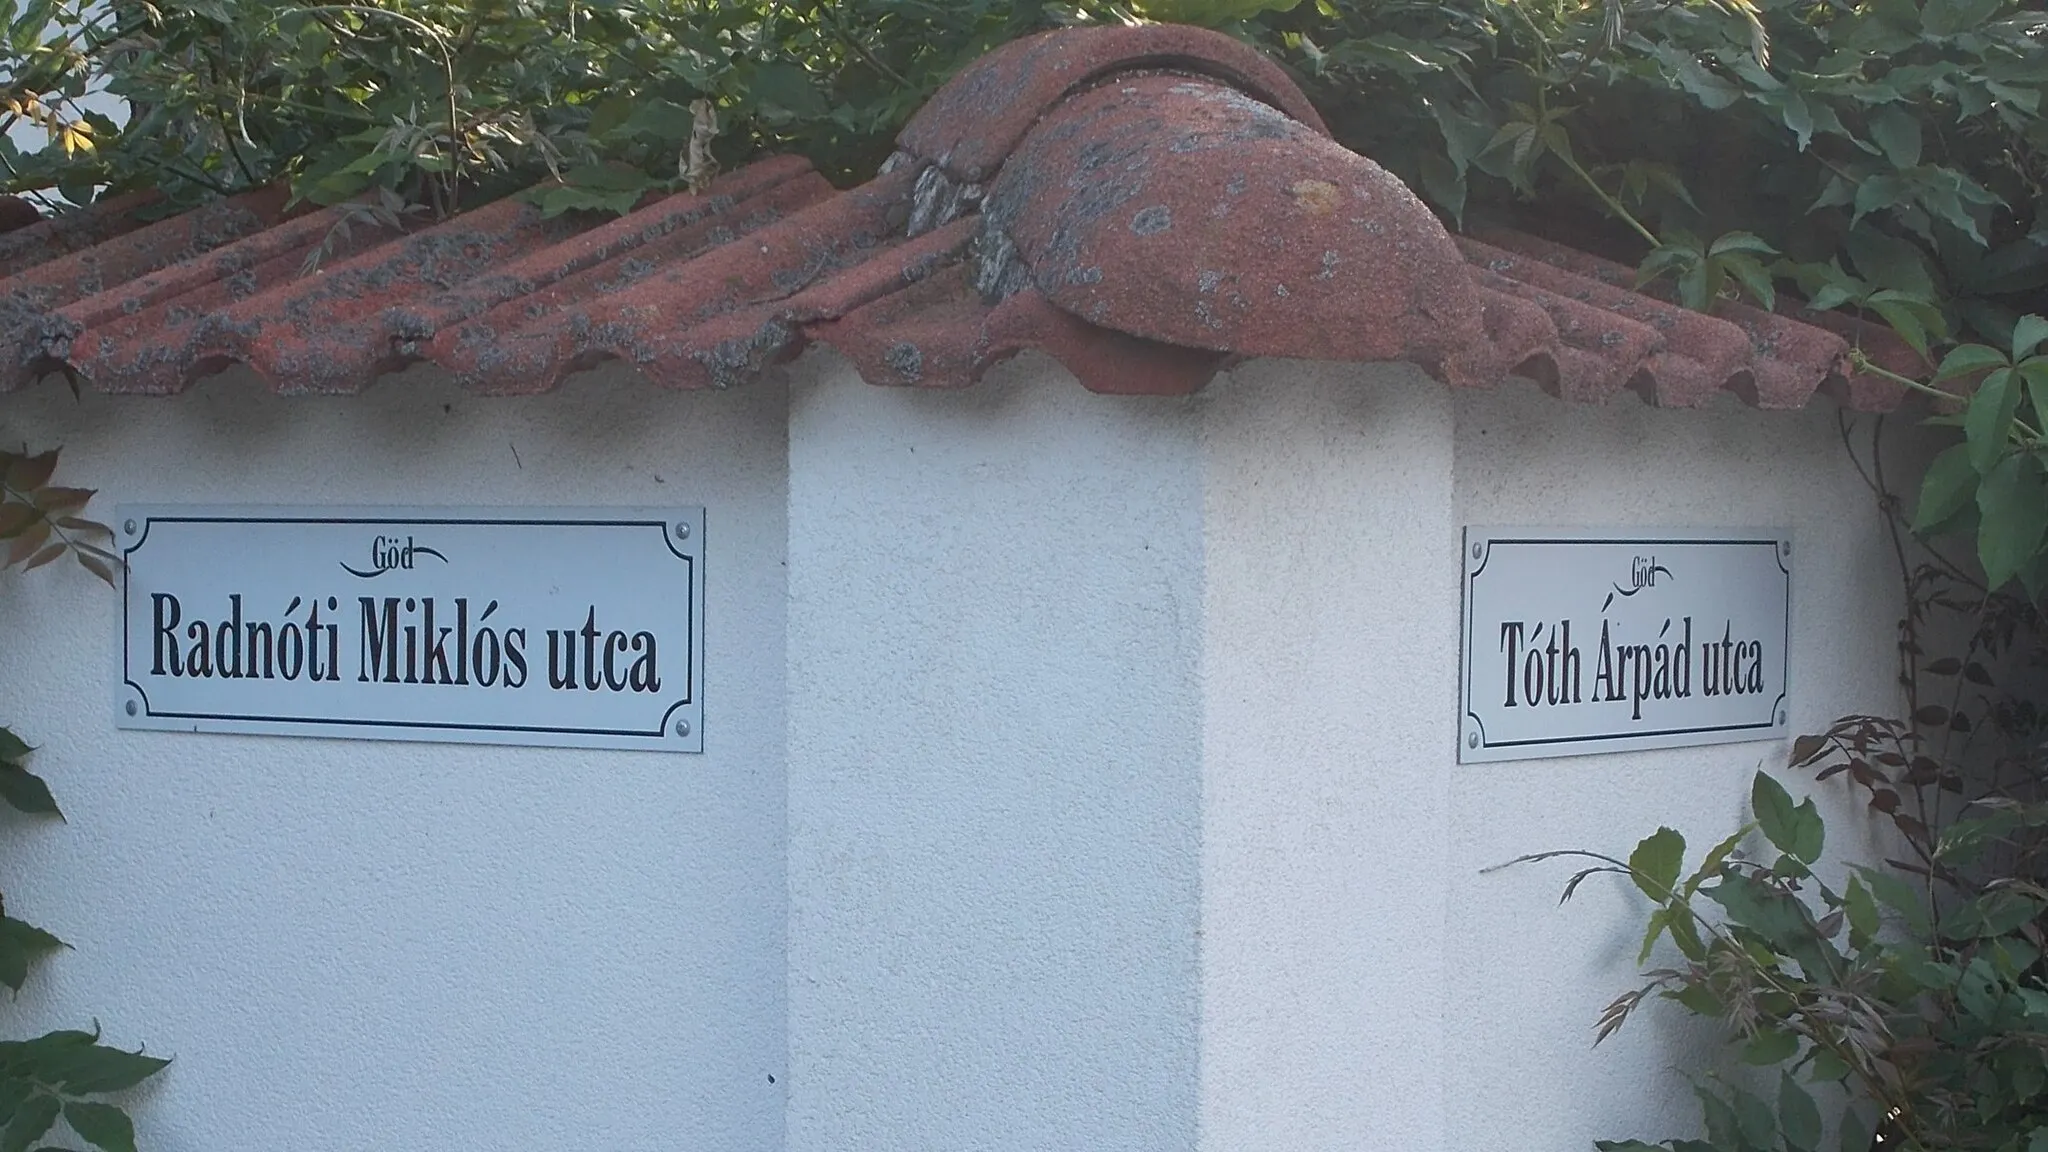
[31,486,91,515]
[1964,662,1994,686]
[1791,734,1829,766]
[4,449,57,491]
[73,550,113,587]
[5,521,51,566]
[1925,657,1963,675]
[1871,789,1902,813]
[22,542,64,572]
[1914,705,1951,727]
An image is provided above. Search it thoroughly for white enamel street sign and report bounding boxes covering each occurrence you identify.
[1460,529,1791,764]
[116,506,705,752]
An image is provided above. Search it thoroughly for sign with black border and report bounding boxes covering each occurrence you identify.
[116,506,705,753]
[1461,528,1790,763]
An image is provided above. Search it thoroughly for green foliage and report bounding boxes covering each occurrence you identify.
[0,0,1154,214]
[1253,0,2045,345]
[0,448,115,587]
[0,453,162,1148]
[1907,321,2048,596]
[1133,0,1301,22]
[1520,549,2048,1152]
[1528,766,2048,1150]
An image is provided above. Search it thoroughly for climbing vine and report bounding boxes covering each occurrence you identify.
[0,449,165,1152]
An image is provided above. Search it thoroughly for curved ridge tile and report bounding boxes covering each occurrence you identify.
[983,288,1227,396]
[897,23,1326,184]
[984,74,1483,370]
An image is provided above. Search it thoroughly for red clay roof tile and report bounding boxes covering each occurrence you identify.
[0,24,1907,411]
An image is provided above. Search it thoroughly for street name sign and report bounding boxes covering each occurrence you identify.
[116,506,705,752]
[1461,528,1791,764]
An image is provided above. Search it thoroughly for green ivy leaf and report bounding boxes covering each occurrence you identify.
[1976,452,2048,590]
[1854,865,1932,937]
[1966,367,2022,474]
[2021,360,2048,441]
[1811,1048,1852,1083]
[1868,292,1937,359]
[2014,315,2048,362]
[1718,252,1776,311]
[1778,1071,1823,1152]
[1844,874,1880,949]
[1685,826,1749,897]
[1629,826,1686,900]
[1947,889,2044,938]
[1840,1109,1874,1152]
[1730,1083,1778,1149]
[1922,0,2001,36]
[60,1102,134,1152]
[0,918,66,993]
[1867,105,1923,169]
[0,763,59,819]
[1915,444,1980,534]
[0,1094,58,1152]
[1751,772,1823,864]
[42,1041,168,1096]
[1934,343,2010,383]
[749,61,829,119]
[1740,1027,1798,1064]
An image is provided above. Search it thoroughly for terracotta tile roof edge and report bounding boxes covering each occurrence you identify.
[0,23,1907,412]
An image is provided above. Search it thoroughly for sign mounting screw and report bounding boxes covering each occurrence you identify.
[123,519,137,536]
[124,700,137,717]
[1470,542,1482,560]
[675,719,691,737]
[1777,710,1787,725]
[1780,540,1791,557]
[675,522,692,541]
[1466,731,1479,749]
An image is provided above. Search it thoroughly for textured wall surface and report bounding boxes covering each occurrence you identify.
[1197,359,1460,1152]
[784,356,1205,1152]
[0,366,789,1152]
[1190,362,1907,1152]
[0,347,1915,1152]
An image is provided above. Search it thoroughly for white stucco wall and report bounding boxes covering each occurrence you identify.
[784,365,1204,1152]
[1443,380,1901,1152]
[1186,359,1901,1152]
[0,367,789,1152]
[1197,360,1459,1152]
[0,348,1914,1152]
